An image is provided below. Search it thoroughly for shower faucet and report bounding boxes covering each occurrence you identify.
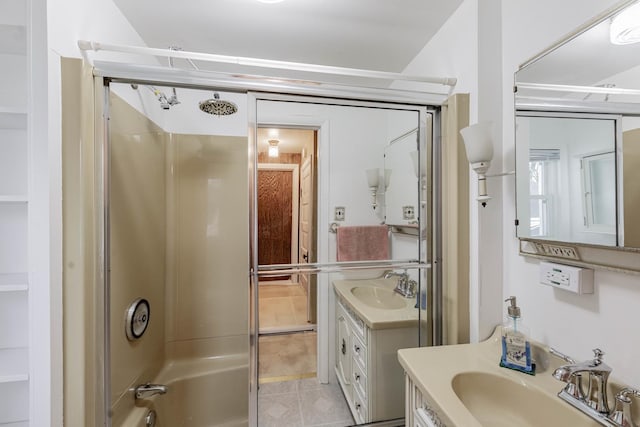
[134,383,168,400]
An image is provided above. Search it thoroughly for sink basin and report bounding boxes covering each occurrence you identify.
[451,372,598,427]
[350,286,406,310]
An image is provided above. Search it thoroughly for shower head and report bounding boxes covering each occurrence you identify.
[199,93,238,116]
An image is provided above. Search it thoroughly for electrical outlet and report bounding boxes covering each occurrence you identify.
[335,206,345,221]
[540,261,593,294]
[534,243,580,260]
[402,206,415,220]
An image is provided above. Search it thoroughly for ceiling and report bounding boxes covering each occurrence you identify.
[111,0,462,74]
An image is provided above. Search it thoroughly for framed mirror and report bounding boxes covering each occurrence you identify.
[514,0,640,249]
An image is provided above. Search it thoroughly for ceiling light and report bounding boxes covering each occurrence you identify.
[268,139,279,157]
[610,2,640,45]
[257,0,285,3]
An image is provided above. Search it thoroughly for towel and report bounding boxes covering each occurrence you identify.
[336,225,389,261]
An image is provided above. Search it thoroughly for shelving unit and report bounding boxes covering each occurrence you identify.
[0,0,30,425]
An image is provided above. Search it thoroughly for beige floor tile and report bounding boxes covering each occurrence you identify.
[259,283,310,329]
[259,332,317,379]
[291,295,308,325]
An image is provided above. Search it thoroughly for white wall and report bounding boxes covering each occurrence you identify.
[501,0,640,388]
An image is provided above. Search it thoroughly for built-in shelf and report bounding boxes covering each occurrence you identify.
[0,273,28,292]
[0,106,27,115]
[0,348,28,383]
[0,196,28,203]
[0,25,26,56]
[0,110,27,129]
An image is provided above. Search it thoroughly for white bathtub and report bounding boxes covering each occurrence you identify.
[120,354,249,427]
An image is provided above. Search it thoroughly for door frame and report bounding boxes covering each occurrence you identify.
[257,162,300,271]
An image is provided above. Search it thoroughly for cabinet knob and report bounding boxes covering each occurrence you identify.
[355,403,361,410]
[354,345,361,353]
[355,374,360,382]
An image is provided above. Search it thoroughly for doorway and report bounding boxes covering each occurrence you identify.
[257,127,319,386]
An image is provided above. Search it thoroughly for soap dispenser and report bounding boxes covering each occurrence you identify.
[500,296,534,374]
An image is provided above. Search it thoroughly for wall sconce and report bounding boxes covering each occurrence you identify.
[365,168,391,209]
[268,139,279,157]
[460,122,514,207]
[460,122,493,206]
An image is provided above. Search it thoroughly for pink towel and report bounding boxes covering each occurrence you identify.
[336,225,389,261]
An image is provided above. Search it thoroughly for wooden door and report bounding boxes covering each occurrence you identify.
[258,169,292,280]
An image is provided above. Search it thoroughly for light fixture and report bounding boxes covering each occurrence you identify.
[268,139,279,157]
[460,122,494,206]
[257,0,285,3]
[610,2,640,45]
[365,168,391,210]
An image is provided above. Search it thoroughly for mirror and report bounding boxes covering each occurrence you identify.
[516,113,618,246]
[384,119,419,226]
[514,0,640,248]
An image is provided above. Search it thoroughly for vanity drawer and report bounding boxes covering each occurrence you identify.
[351,358,367,398]
[351,333,367,370]
[352,385,369,424]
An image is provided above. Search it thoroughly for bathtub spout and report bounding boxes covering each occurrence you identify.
[134,383,168,400]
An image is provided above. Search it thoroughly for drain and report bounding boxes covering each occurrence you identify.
[145,409,157,427]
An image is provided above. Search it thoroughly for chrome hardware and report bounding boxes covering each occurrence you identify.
[551,348,640,427]
[383,270,417,298]
[609,388,640,427]
[134,383,168,400]
[550,347,585,401]
[145,409,157,427]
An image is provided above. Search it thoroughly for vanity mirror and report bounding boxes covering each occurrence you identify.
[514,0,640,249]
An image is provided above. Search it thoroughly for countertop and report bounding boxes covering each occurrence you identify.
[397,328,611,427]
[333,277,421,330]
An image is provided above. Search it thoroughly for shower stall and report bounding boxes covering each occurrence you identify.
[66,44,457,426]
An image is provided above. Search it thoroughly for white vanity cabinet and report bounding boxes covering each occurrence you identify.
[334,297,415,424]
[405,374,447,427]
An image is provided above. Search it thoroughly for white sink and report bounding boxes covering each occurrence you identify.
[350,286,406,310]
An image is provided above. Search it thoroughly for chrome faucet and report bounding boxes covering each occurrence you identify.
[552,348,638,426]
[383,270,416,298]
[134,383,168,400]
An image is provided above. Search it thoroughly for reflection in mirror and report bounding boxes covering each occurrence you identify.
[255,98,428,426]
[256,99,424,266]
[514,0,640,249]
[516,114,617,246]
[384,126,419,226]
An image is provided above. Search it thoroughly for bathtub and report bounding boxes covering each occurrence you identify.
[119,354,249,427]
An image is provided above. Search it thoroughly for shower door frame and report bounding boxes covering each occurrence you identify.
[90,67,442,427]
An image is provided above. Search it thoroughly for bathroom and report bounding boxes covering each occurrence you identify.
[1,0,640,426]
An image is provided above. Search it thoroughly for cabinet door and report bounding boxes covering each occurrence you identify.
[336,311,352,386]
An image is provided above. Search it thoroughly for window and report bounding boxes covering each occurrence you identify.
[529,149,560,237]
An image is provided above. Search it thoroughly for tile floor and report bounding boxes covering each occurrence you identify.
[259,283,309,330]
[259,332,317,380]
[258,377,354,427]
